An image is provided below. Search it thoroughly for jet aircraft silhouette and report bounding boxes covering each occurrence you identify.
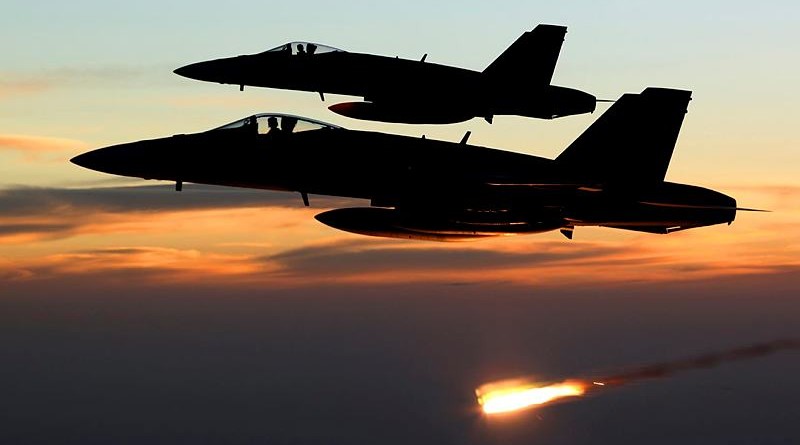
[72,88,747,241]
[173,25,596,125]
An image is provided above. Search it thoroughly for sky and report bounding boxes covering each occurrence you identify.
[1,1,799,444]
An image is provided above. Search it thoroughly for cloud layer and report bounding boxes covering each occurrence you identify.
[1,183,798,290]
[0,134,89,161]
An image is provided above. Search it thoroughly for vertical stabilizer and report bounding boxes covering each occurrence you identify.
[482,24,567,86]
[555,88,692,185]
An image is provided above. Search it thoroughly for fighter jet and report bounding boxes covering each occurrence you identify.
[72,88,751,242]
[173,24,596,125]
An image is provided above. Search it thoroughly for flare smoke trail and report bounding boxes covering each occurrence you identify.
[477,338,800,415]
[597,338,800,387]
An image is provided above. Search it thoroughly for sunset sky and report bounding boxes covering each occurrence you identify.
[2,1,799,444]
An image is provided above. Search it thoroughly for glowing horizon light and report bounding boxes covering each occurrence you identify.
[476,380,587,415]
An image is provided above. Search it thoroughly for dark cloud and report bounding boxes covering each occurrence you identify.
[0,184,361,242]
[0,267,34,281]
[0,184,361,216]
[0,223,73,237]
[266,239,627,277]
[75,247,161,256]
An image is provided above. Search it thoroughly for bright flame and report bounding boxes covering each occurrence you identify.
[473,340,800,416]
[476,380,587,414]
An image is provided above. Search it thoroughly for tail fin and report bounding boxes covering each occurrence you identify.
[555,87,692,185]
[482,24,567,86]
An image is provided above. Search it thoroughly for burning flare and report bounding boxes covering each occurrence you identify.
[476,339,799,415]
[476,379,587,414]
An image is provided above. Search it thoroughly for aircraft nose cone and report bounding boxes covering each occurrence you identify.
[71,149,109,172]
[174,62,203,80]
[174,56,251,84]
[71,142,144,176]
[174,59,233,82]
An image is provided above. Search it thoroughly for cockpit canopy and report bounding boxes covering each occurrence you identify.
[213,113,343,134]
[263,42,345,56]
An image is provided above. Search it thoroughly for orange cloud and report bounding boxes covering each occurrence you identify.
[0,79,50,100]
[257,229,800,289]
[0,184,348,246]
[1,184,798,290]
[34,247,270,284]
[0,66,147,101]
[5,226,798,291]
[0,134,89,161]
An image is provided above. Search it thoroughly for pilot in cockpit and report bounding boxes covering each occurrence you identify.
[282,116,298,134]
[266,116,281,135]
[307,43,317,55]
[297,44,306,56]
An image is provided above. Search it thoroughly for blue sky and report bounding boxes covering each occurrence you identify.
[3,1,799,186]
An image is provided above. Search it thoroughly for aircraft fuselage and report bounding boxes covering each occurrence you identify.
[72,116,736,241]
[175,50,595,124]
